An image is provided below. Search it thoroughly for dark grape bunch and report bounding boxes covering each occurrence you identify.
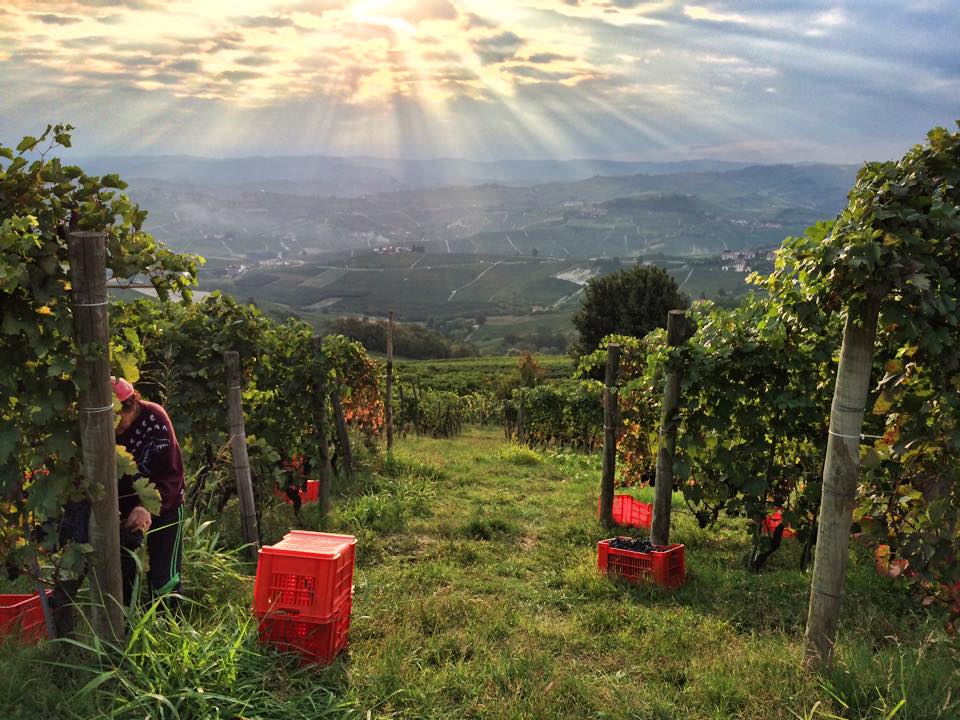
[609,537,661,553]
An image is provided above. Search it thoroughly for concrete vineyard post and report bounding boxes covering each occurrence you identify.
[651,310,687,547]
[600,343,621,529]
[68,230,125,643]
[386,311,394,455]
[224,351,260,558]
[311,336,333,515]
[804,299,880,668]
[330,381,353,477]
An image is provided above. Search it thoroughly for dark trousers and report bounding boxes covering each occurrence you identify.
[121,504,184,607]
[52,504,185,636]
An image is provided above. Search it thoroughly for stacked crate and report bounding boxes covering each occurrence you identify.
[252,531,356,665]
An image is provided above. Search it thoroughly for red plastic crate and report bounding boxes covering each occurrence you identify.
[763,510,796,539]
[301,480,319,504]
[597,539,685,589]
[273,480,321,506]
[597,495,653,529]
[0,592,52,644]
[257,595,352,665]
[253,531,356,621]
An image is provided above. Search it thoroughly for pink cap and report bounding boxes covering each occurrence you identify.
[111,376,135,403]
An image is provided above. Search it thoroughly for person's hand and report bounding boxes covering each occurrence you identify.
[124,505,152,533]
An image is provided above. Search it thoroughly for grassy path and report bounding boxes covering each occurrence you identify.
[1,428,955,719]
[329,429,955,719]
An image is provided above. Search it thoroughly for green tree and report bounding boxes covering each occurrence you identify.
[517,351,546,387]
[572,264,687,356]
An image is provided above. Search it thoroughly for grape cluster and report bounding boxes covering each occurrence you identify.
[609,537,660,553]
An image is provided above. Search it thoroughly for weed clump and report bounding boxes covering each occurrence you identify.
[495,445,543,466]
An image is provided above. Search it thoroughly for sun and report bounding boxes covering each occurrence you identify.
[350,0,418,36]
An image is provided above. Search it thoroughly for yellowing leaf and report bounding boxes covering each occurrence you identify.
[860,446,882,470]
[36,305,53,316]
[873,391,895,415]
[132,477,162,516]
[118,353,140,384]
[116,445,138,478]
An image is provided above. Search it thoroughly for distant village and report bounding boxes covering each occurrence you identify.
[719,247,778,273]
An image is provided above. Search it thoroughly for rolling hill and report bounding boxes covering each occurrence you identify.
[120,161,856,261]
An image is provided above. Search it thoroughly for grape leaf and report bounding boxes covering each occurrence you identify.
[116,445,138,478]
[132,477,162,516]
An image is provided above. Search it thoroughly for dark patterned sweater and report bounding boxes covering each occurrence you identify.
[116,400,185,518]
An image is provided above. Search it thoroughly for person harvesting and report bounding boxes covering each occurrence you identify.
[111,376,186,607]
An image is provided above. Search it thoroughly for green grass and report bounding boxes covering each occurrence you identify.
[2,429,957,719]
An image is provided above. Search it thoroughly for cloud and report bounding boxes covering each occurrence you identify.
[31,13,84,25]
[166,59,202,73]
[682,4,751,24]
[101,53,165,67]
[289,0,349,15]
[235,54,274,67]
[464,12,497,29]
[527,52,574,64]
[806,7,847,37]
[60,35,111,49]
[179,31,247,53]
[423,49,461,62]
[219,70,264,82]
[506,65,578,81]
[236,15,294,29]
[145,72,184,85]
[74,0,163,7]
[472,31,525,65]
[380,0,458,24]
[1,0,956,163]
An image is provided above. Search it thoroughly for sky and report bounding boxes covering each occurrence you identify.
[0,0,958,163]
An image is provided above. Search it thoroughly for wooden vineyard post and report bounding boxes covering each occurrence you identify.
[311,336,333,515]
[68,230,124,642]
[517,392,526,443]
[386,311,395,455]
[599,343,621,529]
[330,380,353,477]
[804,299,880,668]
[224,351,260,558]
[651,310,687,547]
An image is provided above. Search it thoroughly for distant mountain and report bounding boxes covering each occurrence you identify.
[76,154,751,196]
[89,157,860,260]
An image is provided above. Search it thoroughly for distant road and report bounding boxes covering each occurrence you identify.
[448,260,503,302]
